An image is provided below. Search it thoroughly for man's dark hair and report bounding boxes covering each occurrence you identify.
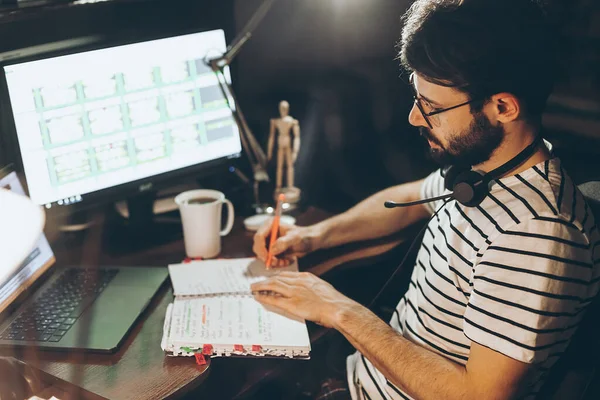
[399,0,558,121]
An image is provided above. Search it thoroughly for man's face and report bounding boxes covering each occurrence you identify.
[409,73,504,166]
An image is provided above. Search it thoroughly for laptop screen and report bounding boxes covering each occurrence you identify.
[0,170,55,314]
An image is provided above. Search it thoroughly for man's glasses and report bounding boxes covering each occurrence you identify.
[409,74,480,129]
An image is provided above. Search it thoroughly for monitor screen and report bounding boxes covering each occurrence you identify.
[3,29,242,208]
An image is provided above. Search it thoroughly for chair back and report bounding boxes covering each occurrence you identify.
[537,181,600,400]
[578,181,600,219]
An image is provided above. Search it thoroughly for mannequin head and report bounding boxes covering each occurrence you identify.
[279,101,290,118]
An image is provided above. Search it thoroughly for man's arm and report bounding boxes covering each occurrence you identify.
[252,273,533,400]
[313,179,430,250]
[253,179,431,264]
[253,180,429,266]
[335,301,532,400]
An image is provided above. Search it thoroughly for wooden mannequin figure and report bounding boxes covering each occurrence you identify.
[267,100,301,204]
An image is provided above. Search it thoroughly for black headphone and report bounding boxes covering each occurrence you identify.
[385,135,543,209]
[365,135,544,314]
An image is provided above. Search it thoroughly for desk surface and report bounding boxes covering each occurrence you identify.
[4,207,410,400]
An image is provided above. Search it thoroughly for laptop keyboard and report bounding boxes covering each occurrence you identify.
[0,268,118,343]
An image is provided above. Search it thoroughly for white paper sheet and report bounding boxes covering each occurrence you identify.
[167,296,310,350]
[168,258,298,296]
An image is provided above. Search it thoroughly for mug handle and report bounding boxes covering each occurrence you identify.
[220,199,235,236]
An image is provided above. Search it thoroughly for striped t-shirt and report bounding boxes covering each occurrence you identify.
[346,157,600,400]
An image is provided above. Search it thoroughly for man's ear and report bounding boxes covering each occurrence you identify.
[489,93,521,123]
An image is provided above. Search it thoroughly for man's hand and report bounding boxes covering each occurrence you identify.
[252,220,320,267]
[251,271,358,328]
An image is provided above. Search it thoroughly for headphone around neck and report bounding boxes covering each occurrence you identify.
[385,135,543,209]
[370,135,544,312]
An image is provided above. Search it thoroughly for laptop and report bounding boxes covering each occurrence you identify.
[0,169,169,353]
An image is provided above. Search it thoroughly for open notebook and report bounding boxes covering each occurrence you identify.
[161,258,311,359]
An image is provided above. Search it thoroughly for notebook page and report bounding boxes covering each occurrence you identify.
[169,258,298,296]
[168,296,310,350]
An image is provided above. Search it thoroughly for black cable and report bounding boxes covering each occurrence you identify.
[384,193,454,208]
[322,197,454,375]
[368,197,453,309]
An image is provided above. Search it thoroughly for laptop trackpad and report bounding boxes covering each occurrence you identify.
[61,284,161,353]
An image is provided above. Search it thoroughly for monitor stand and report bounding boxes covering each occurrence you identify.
[104,191,183,255]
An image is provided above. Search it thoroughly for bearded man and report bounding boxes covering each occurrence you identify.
[251,1,600,399]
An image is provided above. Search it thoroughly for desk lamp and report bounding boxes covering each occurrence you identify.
[206,0,278,216]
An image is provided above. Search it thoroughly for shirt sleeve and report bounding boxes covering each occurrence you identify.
[463,217,596,364]
[419,169,447,215]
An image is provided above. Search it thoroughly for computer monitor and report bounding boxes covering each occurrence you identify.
[1,29,242,212]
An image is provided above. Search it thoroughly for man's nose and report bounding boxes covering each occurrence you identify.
[408,103,427,128]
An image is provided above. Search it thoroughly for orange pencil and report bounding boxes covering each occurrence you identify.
[265,194,285,269]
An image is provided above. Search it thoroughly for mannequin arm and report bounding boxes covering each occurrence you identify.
[292,120,300,161]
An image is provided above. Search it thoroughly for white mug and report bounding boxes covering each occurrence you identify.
[175,189,235,258]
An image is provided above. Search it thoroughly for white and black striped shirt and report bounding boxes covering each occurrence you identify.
[347,157,600,400]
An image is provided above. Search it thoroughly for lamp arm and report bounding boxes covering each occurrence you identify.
[212,68,268,182]
[206,0,280,183]
[211,0,278,68]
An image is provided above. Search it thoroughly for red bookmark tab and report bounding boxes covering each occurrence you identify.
[251,345,262,352]
[183,257,203,264]
[194,353,207,366]
[202,344,213,355]
[233,344,244,352]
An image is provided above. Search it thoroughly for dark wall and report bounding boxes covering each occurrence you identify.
[233,0,435,212]
[0,0,597,214]
[0,0,433,215]
[233,0,600,210]
[541,0,600,183]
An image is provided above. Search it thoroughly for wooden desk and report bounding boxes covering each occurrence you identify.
[5,207,411,399]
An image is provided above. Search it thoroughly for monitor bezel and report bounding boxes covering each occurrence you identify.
[0,28,242,216]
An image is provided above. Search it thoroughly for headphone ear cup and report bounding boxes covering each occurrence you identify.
[443,165,468,192]
[452,170,488,207]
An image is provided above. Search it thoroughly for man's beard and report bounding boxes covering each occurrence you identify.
[420,111,504,167]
